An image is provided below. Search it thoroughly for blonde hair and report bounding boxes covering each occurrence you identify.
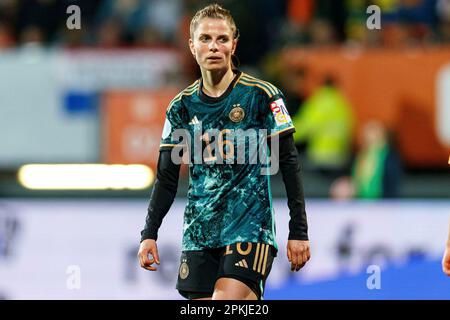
[189,4,239,40]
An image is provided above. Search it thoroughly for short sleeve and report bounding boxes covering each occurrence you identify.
[159,103,186,151]
[263,90,296,138]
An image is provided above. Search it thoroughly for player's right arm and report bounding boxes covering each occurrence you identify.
[138,98,186,271]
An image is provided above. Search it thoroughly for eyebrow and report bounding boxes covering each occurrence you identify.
[198,33,230,38]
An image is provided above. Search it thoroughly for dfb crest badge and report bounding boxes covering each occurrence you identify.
[229,104,245,123]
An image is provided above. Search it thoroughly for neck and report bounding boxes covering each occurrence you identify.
[201,67,235,97]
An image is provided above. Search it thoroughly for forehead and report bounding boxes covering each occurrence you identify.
[194,18,232,36]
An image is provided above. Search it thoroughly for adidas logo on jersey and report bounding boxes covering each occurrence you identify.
[235,259,248,269]
[189,116,200,125]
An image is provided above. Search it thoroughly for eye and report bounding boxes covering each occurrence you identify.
[199,35,209,42]
[219,37,229,43]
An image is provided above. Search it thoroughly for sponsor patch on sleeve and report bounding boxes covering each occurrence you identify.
[161,118,172,139]
[270,98,291,126]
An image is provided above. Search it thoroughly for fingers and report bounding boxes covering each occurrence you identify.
[143,252,158,271]
[297,246,311,271]
[138,241,160,271]
[302,247,310,265]
[296,262,305,272]
[288,242,311,272]
[138,250,155,271]
[291,252,300,272]
[295,251,305,271]
[152,246,160,265]
[287,248,295,271]
[288,247,298,271]
[141,254,157,271]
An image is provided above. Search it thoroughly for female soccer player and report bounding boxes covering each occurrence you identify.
[138,4,310,300]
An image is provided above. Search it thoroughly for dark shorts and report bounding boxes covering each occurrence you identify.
[176,242,277,300]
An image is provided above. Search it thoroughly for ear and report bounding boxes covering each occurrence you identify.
[232,39,238,55]
[189,38,195,57]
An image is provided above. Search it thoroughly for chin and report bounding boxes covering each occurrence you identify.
[202,64,228,72]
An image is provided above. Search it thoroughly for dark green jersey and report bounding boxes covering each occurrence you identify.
[160,71,295,251]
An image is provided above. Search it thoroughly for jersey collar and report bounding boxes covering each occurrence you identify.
[198,69,242,104]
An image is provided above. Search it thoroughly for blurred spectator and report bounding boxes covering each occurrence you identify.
[15,0,62,45]
[381,0,439,46]
[311,0,347,42]
[291,76,354,176]
[0,0,17,47]
[19,25,45,46]
[287,0,315,26]
[135,25,165,47]
[0,22,14,48]
[95,0,147,46]
[0,0,447,50]
[57,0,102,47]
[260,52,307,116]
[145,0,182,43]
[279,66,307,116]
[330,121,403,200]
[58,27,86,48]
[96,17,123,47]
[95,0,182,46]
[278,18,310,47]
[437,0,450,41]
[380,22,411,47]
[309,18,338,46]
[213,0,285,66]
[279,0,344,48]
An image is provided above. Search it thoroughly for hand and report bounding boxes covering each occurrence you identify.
[443,247,450,276]
[138,239,160,271]
[287,240,310,272]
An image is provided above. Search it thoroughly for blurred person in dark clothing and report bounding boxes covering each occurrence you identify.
[437,0,450,42]
[15,0,61,44]
[280,66,307,117]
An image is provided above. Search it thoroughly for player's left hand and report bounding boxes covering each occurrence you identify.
[443,247,450,276]
[287,240,310,272]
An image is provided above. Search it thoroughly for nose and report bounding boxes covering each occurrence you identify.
[209,40,219,52]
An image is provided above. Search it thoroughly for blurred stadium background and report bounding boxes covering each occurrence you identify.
[0,0,449,299]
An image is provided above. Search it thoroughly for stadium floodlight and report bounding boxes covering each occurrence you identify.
[17,164,154,190]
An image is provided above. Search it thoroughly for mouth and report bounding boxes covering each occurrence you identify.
[207,56,222,61]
